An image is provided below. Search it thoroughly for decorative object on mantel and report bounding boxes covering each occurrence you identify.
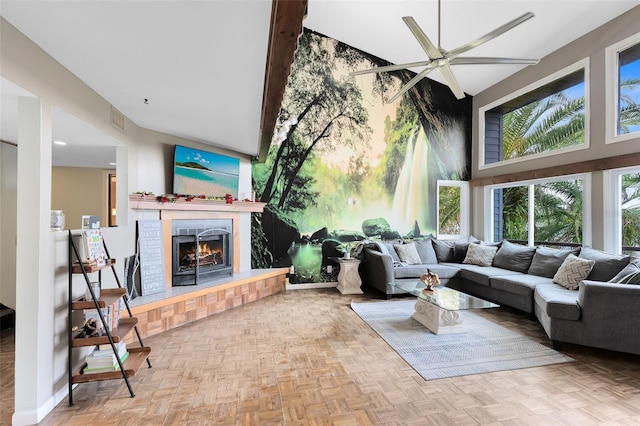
[134,191,258,204]
[129,193,266,213]
[420,272,441,291]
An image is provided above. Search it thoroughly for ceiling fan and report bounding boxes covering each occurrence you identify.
[351,0,539,101]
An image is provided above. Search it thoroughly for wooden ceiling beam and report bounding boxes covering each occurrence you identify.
[257,0,307,163]
[469,152,640,187]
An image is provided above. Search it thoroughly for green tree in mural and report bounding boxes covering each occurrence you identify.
[335,40,471,182]
[377,97,420,195]
[255,30,372,212]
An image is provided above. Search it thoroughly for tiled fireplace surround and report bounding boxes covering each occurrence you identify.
[127,197,287,342]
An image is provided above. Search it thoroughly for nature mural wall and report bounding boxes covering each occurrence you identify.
[252,29,472,283]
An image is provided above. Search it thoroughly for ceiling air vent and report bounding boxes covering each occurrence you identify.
[110,106,125,132]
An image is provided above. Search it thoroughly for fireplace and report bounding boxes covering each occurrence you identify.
[171,219,233,286]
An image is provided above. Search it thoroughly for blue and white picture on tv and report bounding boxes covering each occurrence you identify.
[173,145,239,198]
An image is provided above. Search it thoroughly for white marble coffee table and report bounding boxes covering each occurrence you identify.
[391,281,498,334]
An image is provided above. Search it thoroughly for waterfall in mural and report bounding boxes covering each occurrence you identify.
[390,126,430,233]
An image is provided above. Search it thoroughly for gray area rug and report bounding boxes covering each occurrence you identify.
[351,300,574,380]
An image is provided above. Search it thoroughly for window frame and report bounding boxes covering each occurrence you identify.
[484,173,591,247]
[436,180,469,240]
[605,32,640,145]
[478,58,590,170]
[603,166,640,254]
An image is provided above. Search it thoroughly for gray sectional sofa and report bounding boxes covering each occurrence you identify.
[359,238,640,355]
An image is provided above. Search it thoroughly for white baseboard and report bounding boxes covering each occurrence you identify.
[12,383,73,425]
[286,281,338,290]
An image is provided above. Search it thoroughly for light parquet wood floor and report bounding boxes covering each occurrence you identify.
[2,288,640,425]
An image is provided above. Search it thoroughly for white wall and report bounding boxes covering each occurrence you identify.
[1,17,255,425]
[471,6,640,247]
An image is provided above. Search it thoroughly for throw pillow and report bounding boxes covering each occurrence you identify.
[528,246,580,278]
[451,236,481,263]
[492,240,537,273]
[553,254,595,290]
[381,242,401,263]
[432,239,455,263]
[608,258,640,285]
[394,242,422,265]
[463,243,498,267]
[414,239,438,264]
[578,246,630,281]
[454,242,471,263]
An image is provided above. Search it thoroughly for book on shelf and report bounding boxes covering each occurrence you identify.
[92,341,126,358]
[94,342,123,351]
[86,342,128,368]
[72,229,108,267]
[84,351,130,372]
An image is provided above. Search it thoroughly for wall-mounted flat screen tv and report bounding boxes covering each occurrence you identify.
[172,145,240,198]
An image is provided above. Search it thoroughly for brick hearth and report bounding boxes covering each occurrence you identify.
[127,269,287,341]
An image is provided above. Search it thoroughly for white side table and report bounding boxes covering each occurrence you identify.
[334,258,363,295]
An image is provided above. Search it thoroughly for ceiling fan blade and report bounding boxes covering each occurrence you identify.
[388,64,437,103]
[438,64,465,100]
[402,16,443,59]
[450,57,539,65]
[447,12,535,58]
[350,60,433,76]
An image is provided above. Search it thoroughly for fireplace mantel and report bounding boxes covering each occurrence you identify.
[129,195,261,288]
[129,194,265,213]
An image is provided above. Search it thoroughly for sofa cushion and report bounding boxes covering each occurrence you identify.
[394,242,422,264]
[491,274,554,298]
[492,240,536,273]
[608,258,640,285]
[394,265,429,279]
[534,284,581,320]
[457,264,521,286]
[432,239,455,263]
[528,246,580,278]
[578,246,630,282]
[553,254,595,290]
[426,264,461,279]
[414,239,438,264]
[463,243,497,267]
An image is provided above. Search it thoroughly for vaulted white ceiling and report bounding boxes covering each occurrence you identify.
[304,1,638,97]
[1,1,638,166]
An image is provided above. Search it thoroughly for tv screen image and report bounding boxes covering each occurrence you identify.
[173,145,240,198]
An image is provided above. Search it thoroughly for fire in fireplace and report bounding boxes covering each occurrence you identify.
[172,219,233,286]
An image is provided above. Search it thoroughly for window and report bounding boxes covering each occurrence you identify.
[606,167,640,256]
[436,180,469,240]
[606,33,640,143]
[480,59,589,169]
[487,174,589,246]
[491,185,530,243]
